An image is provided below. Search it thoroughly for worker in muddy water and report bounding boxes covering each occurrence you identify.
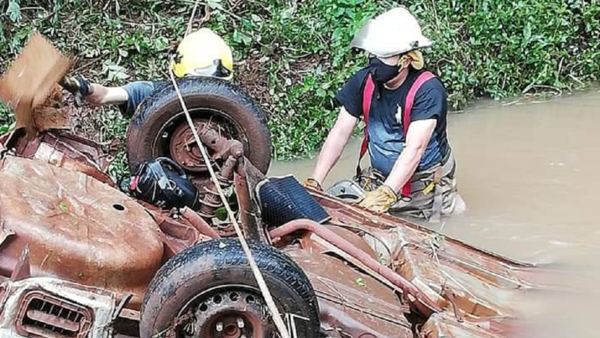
[306,7,465,220]
[60,28,233,116]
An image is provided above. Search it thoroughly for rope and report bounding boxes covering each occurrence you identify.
[185,0,202,36]
[168,67,292,338]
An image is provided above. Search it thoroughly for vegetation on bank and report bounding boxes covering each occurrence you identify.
[1,0,599,165]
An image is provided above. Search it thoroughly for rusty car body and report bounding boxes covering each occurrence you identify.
[0,34,545,338]
[0,123,546,338]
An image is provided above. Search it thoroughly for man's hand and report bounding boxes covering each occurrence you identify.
[304,178,323,191]
[60,75,92,106]
[358,185,398,213]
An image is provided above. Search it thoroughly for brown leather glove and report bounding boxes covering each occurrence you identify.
[358,185,398,214]
[304,178,323,191]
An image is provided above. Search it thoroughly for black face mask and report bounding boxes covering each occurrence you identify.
[368,57,400,83]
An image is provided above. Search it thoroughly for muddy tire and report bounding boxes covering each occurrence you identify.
[126,77,272,174]
[140,239,320,338]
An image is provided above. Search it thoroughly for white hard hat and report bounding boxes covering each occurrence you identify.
[351,7,433,58]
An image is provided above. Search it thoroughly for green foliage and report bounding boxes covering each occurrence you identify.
[0,0,599,162]
[102,60,130,83]
[410,0,600,107]
[6,0,21,22]
[0,101,14,135]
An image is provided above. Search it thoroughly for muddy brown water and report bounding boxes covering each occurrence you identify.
[270,89,600,337]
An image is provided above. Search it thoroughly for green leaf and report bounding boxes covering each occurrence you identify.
[207,0,222,10]
[215,207,228,221]
[281,7,295,20]
[233,31,252,46]
[101,60,129,83]
[523,23,532,41]
[7,0,21,22]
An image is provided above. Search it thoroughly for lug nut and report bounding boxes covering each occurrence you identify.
[237,317,245,328]
[216,322,223,332]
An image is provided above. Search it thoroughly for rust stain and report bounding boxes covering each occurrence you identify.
[0,156,163,308]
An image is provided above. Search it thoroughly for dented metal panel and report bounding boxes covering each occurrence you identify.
[0,156,163,308]
[304,191,541,336]
[7,131,115,186]
[286,247,414,338]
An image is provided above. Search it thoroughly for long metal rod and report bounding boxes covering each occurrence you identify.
[168,69,291,338]
[269,219,441,315]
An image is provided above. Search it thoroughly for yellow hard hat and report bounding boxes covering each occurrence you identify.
[171,28,234,80]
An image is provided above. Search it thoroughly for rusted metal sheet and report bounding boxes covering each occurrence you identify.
[271,219,440,315]
[0,156,163,308]
[181,207,221,239]
[419,313,516,338]
[286,247,414,338]
[234,164,266,241]
[9,247,31,282]
[303,191,540,336]
[5,131,115,186]
[154,215,201,260]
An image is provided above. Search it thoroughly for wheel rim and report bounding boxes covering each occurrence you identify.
[173,286,276,338]
[168,119,232,172]
[151,108,249,174]
[196,290,270,338]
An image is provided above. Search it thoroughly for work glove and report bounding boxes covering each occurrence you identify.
[358,184,398,214]
[304,178,323,191]
[60,75,92,107]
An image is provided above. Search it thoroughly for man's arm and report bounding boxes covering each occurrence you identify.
[87,84,129,106]
[61,76,129,106]
[310,107,358,184]
[384,119,437,192]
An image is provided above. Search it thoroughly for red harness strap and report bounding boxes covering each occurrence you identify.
[357,71,436,197]
[356,73,376,177]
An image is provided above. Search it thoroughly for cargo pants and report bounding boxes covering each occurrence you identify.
[355,151,466,221]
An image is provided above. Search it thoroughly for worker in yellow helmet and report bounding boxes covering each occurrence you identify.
[171,28,233,79]
[61,28,233,116]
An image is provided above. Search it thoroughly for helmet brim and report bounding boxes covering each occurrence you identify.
[350,11,434,58]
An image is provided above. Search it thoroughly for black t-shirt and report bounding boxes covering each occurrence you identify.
[335,67,449,173]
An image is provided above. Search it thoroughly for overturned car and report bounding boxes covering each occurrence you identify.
[0,38,544,338]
